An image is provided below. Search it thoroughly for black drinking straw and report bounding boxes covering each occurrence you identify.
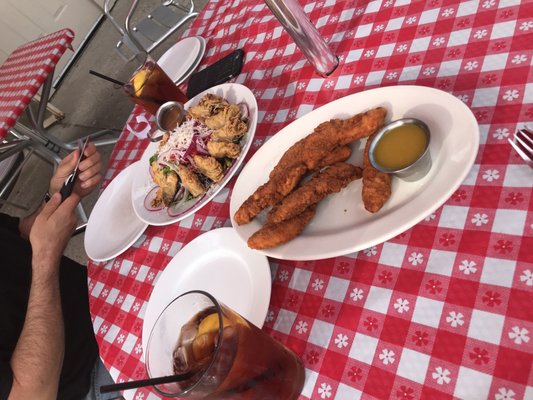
[100,371,196,393]
[89,70,125,86]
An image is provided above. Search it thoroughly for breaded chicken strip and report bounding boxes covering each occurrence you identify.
[248,204,317,250]
[177,164,206,197]
[362,133,391,213]
[207,141,241,159]
[270,107,387,178]
[234,108,386,224]
[267,163,362,224]
[234,164,308,225]
[317,145,352,167]
[193,155,224,182]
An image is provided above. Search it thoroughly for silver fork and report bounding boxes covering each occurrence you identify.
[508,128,533,168]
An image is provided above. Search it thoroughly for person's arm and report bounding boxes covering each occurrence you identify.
[8,193,80,400]
[18,141,102,239]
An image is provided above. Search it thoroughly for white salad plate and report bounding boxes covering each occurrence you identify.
[141,227,271,352]
[85,162,148,262]
[131,83,258,226]
[230,85,479,261]
[157,36,206,84]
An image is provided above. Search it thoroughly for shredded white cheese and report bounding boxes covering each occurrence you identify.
[158,119,196,154]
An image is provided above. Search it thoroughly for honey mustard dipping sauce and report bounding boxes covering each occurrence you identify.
[373,123,428,170]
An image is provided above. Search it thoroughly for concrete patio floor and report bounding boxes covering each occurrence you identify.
[2,0,207,264]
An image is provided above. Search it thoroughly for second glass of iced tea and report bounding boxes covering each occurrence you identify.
[146,290,305,399]
[123,53,188,116]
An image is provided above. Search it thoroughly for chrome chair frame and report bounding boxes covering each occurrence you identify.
[104,0,198,61]
[0,68,119,224]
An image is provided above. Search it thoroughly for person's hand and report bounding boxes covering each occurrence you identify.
[49,141,102,199]
[29,193,80,268]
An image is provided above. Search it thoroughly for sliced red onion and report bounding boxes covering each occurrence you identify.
[167,188,190,216]
[195,136,209,155]
[144,186,164,211]
[172,185,185,202]
[238,102,249,120]
[185,155,196,168]
[198,129,212,139]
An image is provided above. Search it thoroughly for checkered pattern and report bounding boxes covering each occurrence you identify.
[87,1,533,399]
[0,28,74,139]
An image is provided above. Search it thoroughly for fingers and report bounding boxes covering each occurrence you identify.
[79,172,102,190]
[75,142,103,191]
[78,144,101,176]
[82,142,98,163]
[58,148,80,172]
[78,160,102,182]
[39,192,62,218]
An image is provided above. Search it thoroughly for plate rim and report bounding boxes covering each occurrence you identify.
[175,36,206,85]
[85,161,148,262]
[131,82,258,226]
[157,36,206,84]
[141,227,272,352]
[229,85,480,260]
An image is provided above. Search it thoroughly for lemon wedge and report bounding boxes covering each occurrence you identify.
[197,313,230,336]
[133,70,149,94]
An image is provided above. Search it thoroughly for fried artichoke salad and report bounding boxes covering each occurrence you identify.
[145,94,249,216]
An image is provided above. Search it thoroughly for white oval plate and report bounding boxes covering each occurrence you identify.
[230,85,479,261]
[157,36,206,84]
[85,162,148,262]
[132,83,258,226]
[141,227,271,353]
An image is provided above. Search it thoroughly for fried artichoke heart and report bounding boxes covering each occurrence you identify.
[177,165,206,197]
[211,118,248,142]
[188,94,229,120]
[193,155,224,182]
[207,141,241,159]
[204,104,241,130]
[150,162,179,207]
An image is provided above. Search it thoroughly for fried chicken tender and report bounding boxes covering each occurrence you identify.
[362,133,391,213]
[317,145,352,167]
[207,141,241,159]
[247,204,317,250]
[234,108,387,225]
[267,163,362,224]
[177,165,206,197]
[234,164,308,225]
[193,155,224,182]
[271,107,387,177]
[150,162,179,207]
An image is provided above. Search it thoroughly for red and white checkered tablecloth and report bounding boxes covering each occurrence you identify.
[88,1,533,399]
[0,28,74,139]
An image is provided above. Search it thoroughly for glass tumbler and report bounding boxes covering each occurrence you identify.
[123,53,188,115]
[146,290,305,399]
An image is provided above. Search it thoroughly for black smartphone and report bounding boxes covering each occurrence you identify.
[186,49,245,99]
[59,138,88,202]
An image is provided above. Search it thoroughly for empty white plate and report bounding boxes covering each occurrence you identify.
[157,36,206,84]
[85,162,148,262]
[141,227,272,353]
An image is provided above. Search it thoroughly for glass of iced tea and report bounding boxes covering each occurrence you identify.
[146,290,305,399]
[123,53,188,115]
